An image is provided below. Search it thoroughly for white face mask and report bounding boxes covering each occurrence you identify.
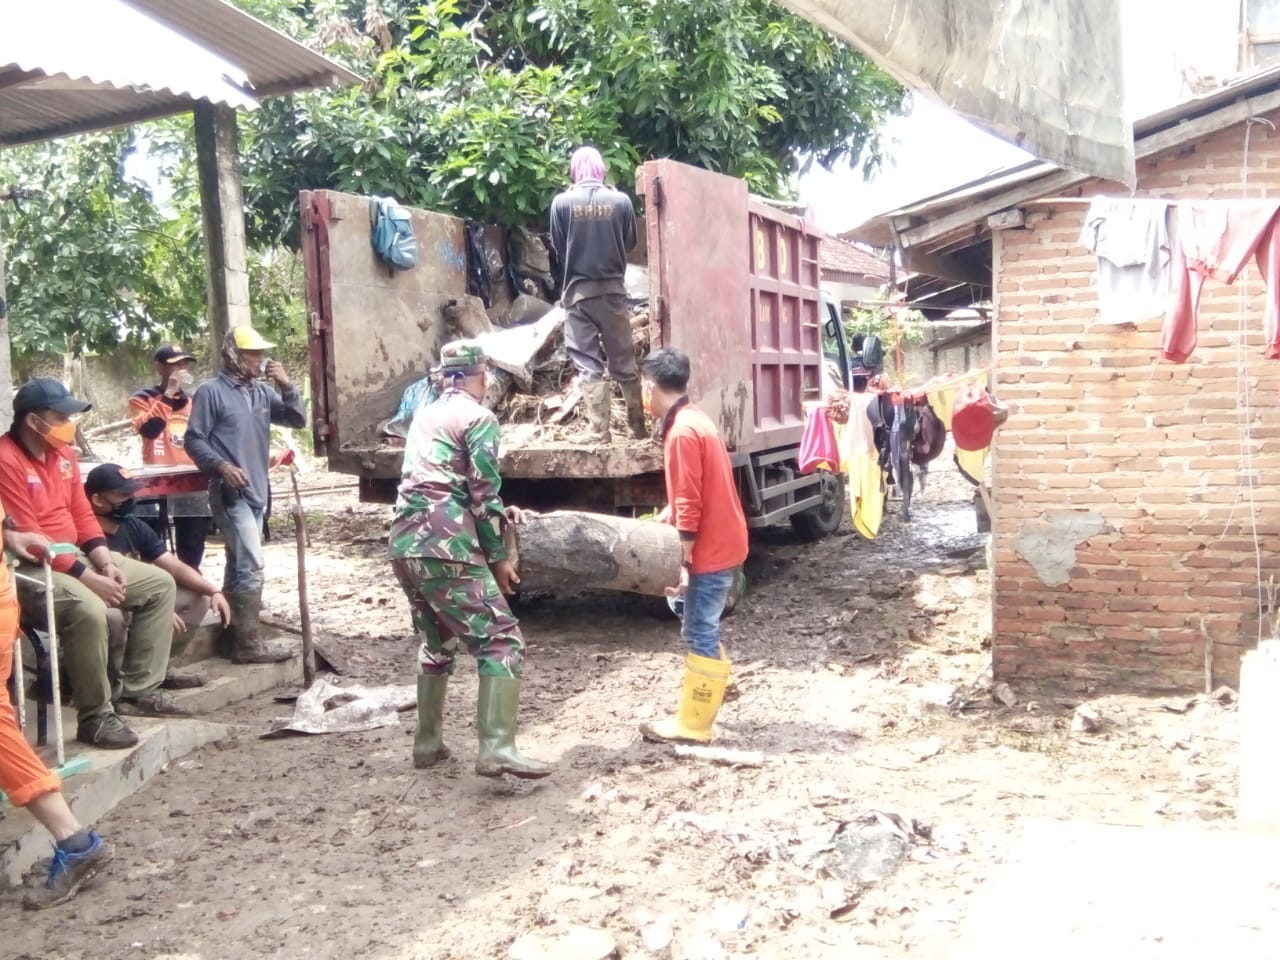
[258,358,269,376]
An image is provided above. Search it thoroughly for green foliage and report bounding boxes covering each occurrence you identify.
[0,132,205,356]
[845,305,928,349]
[236,0,905,237]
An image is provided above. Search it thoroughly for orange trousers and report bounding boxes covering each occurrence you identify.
[0,589,60,807]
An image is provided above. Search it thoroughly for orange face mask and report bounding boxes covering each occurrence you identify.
[32,415,77,449]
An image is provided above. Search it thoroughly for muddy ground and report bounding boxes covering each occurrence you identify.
[9,460,1239,959]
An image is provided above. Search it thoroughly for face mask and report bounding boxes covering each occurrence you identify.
[108,498,137,521]
[258,358,269,377]
[641,381,655,416]
[33,415,77,449]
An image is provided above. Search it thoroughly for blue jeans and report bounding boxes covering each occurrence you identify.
[211,493,266,593]
[678,567,736,659]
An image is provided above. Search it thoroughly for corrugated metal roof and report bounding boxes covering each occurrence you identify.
[0,0,360,147]
[842,63,1280,253]
[127,0,363,98]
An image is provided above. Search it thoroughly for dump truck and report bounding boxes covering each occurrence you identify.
[302,158,856,540]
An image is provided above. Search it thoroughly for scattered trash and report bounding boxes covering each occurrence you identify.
[915,683,960,714]
[1071,703,1105,735]
[261,677,415,737]
[672,744,765,768]
[640,917,675,952]
[710,900,749,934]
[508,926,618,960]
[993,682,1018,708]
[913,737,944,762]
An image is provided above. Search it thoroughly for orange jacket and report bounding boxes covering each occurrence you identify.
[0,434,105,577]
[662,401,749,575]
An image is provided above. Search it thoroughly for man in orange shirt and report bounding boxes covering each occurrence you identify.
[129,344,210,570]
[637,348,748,744]
[0,508,114,908]
[0,379,183,750]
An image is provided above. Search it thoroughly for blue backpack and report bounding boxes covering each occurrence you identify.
[369,196,418,271]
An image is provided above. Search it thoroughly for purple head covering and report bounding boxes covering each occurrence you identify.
[570,146,606,184]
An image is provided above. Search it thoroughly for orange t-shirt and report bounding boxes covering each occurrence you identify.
[662,401,749,575]
[0,501,12,603]
[129,387,195,466]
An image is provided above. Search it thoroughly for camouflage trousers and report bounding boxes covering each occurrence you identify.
[391,557,525,678]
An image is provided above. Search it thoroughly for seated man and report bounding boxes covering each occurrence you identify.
[84,464,231,698]
[0,378,185,750]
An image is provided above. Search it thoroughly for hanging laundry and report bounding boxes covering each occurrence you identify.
[1079,198,1172,326]
[798,405,838,475]
[1162,200,1280,362]
[835,389,884,541]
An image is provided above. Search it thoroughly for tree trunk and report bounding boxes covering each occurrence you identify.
[505,510,681,597]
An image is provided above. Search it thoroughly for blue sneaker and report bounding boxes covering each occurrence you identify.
[23,831,114,910]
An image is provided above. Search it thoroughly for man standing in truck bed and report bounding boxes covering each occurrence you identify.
[550,145,647,443]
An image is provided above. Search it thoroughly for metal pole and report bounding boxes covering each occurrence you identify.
[43,560,63,768]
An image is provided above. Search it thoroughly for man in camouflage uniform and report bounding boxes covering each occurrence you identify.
[389,341,553,779]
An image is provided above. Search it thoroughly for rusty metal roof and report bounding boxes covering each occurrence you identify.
[820,239,891,281]
[0,0,360,147]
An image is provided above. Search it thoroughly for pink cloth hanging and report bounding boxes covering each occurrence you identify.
[798,406,839,475]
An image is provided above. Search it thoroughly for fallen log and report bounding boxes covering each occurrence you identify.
[505,510,681,597]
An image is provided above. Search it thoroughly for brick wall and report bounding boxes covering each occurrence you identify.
[992,113,1280,695]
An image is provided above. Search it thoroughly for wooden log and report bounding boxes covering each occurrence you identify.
[505,510,681,597]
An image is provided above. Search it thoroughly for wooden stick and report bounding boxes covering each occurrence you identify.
[291,472,315,686]
[85,418,131,438]
[673,744,764,767]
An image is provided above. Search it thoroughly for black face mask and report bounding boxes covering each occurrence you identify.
[107,499,136,521]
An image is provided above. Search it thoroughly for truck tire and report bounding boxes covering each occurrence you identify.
[789,471,846,541]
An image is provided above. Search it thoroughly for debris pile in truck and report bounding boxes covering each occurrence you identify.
[491,305,650,440]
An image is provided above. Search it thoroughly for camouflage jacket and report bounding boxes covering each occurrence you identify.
[389,388,508,564]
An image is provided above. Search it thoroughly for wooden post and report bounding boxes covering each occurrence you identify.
[290,469,315,686]
[194,102,252,365]
[505,511,682,597]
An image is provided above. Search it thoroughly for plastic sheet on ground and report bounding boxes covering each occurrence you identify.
[261,676,415,737]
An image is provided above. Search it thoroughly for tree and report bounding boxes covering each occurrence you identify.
[0,132,206,356]
[235,0,906,240]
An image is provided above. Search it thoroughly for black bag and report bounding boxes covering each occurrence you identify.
[861,333,885,373]
[465,221,505,307]
[507,226,555,298]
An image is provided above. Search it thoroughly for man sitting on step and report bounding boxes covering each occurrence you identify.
[0,378,187,750]
[84,464,231,700]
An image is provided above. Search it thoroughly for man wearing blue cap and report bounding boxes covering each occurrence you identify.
[0,378,183,749]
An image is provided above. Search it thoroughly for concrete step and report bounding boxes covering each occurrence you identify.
[0,715,230,887]
[1,652,302,891]
[166,654,302,715]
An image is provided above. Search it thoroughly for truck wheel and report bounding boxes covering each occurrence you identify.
[789,472,846,541]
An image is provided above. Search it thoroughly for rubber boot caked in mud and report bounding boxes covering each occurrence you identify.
[414,672,451,768]
[474,676,553,779]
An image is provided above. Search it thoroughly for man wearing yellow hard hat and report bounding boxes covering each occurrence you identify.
[184,326,306,663]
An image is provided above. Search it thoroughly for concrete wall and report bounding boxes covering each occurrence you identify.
[991,112,1280,695]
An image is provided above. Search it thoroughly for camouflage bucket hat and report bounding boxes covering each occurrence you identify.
[438,340,487,374]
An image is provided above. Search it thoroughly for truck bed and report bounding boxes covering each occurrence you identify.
[330,428,663,483]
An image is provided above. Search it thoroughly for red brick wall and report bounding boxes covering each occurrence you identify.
[992,115,1280,695]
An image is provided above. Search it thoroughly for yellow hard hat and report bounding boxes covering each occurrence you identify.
[232,326,275,350]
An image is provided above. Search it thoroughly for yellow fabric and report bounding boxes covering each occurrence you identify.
[232,326,275,350]
[923,366,992,485]
[834,398,886,541]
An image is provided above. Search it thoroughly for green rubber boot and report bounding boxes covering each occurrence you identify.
[474,676,553,780]
[414,673,451,768]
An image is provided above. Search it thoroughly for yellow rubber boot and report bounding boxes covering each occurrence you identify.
[639,652,731,744]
